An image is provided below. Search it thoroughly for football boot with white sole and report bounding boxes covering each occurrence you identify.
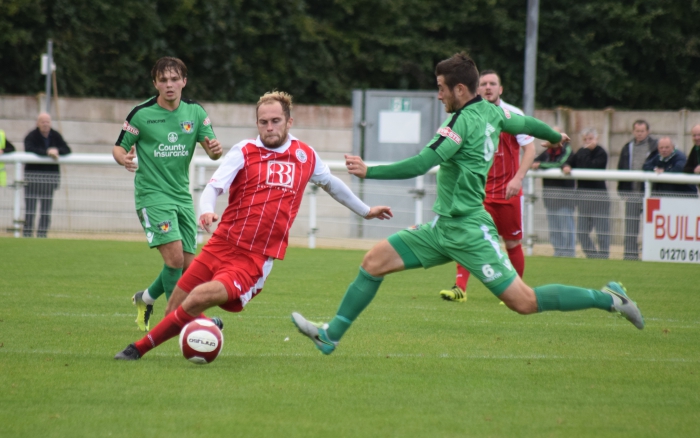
[291,312,337,355]
[601,281,644,330]
[132,291,153,332]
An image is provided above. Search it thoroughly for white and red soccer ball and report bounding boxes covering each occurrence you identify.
[179,319,223,364]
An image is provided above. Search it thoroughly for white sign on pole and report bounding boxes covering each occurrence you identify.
[642,197,700,263]
[378,111,421,144]
[41,54,56,75]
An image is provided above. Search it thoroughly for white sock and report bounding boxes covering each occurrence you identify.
[141,289,156,305]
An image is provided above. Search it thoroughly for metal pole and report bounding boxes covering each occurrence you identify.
[523,0,539,256]
[523,0,539,117]
[308,185,318,249]
[196,164,206,244]
[13,164,22,238]
[526,175,535,256]
[45,39,53,113]
[414,176,424,225]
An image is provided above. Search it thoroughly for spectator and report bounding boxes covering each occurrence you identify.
[563,128,610,259]
[23,112,71,238]
[617,120,657,260]
[0,129,17,187]
[683,124,700,192]
[532,130,575,257]
[643,136,696,195]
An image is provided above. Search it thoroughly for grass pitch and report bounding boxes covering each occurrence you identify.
[1,238,699,437]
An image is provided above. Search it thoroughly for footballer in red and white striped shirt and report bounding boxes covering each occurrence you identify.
[115,91,392,361]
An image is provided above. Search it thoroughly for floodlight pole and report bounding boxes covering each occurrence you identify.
[45,39,53,113]
[523,0,539,256]
[523,0,539,117]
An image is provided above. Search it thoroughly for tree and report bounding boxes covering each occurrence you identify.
[1,0,698,109]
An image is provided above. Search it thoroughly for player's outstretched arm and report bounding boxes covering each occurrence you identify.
[502,113,564,145]
[364,206,393,220]
[346,148,443,180]
[200,136,223,160]
[345,154,368,178]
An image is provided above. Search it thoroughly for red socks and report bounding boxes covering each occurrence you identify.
[507,244,525,278]
[455,244,525,292]
[455,264,470,291]
[134,306,197,356]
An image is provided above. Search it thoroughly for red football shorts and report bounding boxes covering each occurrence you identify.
[178,238,273,313]
[484,195,523,241]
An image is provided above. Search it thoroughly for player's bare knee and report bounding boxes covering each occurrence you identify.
[504,299,537,315]
[500,280,537,314]
[361,251,382,277]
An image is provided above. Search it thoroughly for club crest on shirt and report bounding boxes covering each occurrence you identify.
[295,149,307,163]
[157,221,172,233]
[437,127,462,144]
[266,161,295,188]
[122,121,139,136]
[180,121,194,134]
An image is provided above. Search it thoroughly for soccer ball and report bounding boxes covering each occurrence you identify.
[179,319,223,364]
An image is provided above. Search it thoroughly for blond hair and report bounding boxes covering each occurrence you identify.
[256,91,293,119]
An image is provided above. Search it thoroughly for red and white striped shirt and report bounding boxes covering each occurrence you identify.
[484,100,533,200]
[205,135,329,259]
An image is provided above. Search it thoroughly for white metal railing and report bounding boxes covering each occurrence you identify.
[2,153,700,252]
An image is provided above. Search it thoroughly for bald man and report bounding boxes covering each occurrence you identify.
[643,136,695,195]
[23,112,71,237]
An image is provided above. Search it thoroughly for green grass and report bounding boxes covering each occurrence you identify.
[1,238,699,437]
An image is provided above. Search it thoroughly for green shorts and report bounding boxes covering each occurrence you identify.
[389,212,517,296]
[136,204,197,254]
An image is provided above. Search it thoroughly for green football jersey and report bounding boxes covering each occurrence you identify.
[427,96,546,217]
[116,97,216,209]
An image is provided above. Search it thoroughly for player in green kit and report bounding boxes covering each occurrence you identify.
[292,52,644,355]
[113,57,223,331]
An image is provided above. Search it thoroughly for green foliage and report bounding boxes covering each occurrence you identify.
[1,0,699,108]
[1,238,699,436]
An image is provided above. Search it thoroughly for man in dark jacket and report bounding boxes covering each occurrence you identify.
[532,133,575,257]
[23,112,71,237]
[617,120,657,260]
[563,128,610,259]
[643,137,696,195]
[684,124,700,193]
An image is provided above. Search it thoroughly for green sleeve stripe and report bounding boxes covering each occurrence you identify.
[429,111,460,151]
[116,97,157,146]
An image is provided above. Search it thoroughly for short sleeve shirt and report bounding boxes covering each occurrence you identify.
[116,97,216,209]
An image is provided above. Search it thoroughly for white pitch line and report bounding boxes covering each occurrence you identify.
[1,349,698,363]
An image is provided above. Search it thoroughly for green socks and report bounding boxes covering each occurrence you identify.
[534,284,613,312]
[146,269,166,300]
[147,264,183,301]
[327,267,384,341]
[162,265,183,300]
